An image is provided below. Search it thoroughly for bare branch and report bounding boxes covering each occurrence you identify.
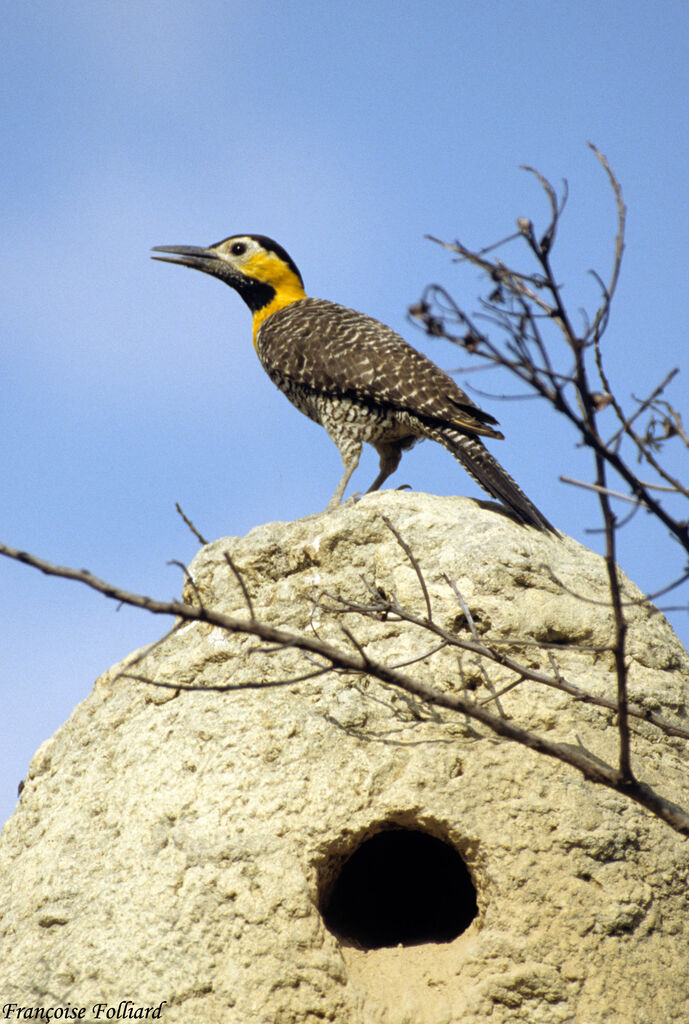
[168,559,205,609]
[120,666,333,692]
[560,476,648,506]
[604,368,679,449]
[587,142,626,342]
[175,502,209,546]
[2,538,687,833]
[443,575,480,642]
[223,550,256,620]
[420,200,688,554]
[596,460,632,780]
[320,567,689,742]
[382,514,433,621]
[479,675,528,707]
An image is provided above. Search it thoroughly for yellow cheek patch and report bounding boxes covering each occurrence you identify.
[243,251,305,296]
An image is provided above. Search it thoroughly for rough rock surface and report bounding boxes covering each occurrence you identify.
[1,491,688,1024]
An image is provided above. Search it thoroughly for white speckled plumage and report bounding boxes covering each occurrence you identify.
[153,235,555,531]
[257,298,554,529]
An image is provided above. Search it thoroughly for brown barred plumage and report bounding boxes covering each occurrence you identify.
[152,234,555,531]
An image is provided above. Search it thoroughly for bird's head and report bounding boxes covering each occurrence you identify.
[151,234,307,320]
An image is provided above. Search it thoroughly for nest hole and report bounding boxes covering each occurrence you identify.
[321,827,478,949]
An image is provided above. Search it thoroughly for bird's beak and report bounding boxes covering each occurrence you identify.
[151,245,222,275]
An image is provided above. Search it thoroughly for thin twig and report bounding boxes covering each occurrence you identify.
[121,666,333,692]
[595,451,632,781]
[480,675,528,707]
[560,476,647,506]
[382,514,433,621]
[175,502,209,546]
[587,142,626,342]
[113,620,187,684]
[168,559,205,609]
[443,575,480,642]
[388,641,450,669]
[604,368,679,449]
[223,551,255,620]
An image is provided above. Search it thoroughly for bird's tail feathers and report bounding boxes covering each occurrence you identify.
[430,427,557,533]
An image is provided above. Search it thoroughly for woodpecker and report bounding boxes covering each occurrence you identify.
[152,234,555,531]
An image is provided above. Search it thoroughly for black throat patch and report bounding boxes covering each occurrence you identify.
[232,274,277,313]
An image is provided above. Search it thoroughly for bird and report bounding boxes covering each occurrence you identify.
[151,234,555,531]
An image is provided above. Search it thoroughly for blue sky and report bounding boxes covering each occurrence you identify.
[2,0,688,826]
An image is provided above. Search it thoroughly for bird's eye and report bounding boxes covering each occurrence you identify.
[231,242,247,256]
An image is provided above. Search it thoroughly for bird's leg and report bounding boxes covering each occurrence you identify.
[366,443,403,493]
[326,436,362,510]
